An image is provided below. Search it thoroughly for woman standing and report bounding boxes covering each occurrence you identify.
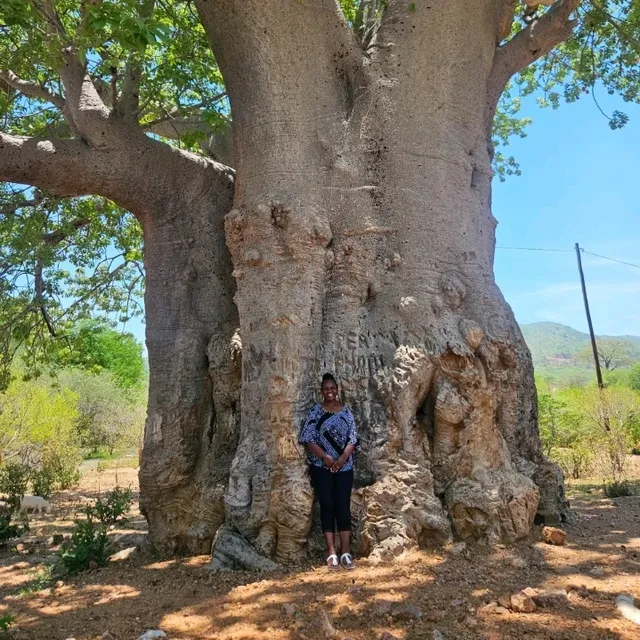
[299,373,359,570]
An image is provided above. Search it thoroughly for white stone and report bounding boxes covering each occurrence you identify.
[108,546,138,562]
[137,631,167,640]
[616,594,640,625]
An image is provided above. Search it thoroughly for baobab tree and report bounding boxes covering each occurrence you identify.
[0,0,638,568]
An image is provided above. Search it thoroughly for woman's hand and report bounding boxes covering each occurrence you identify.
[330,455,347,473]
[323,454,336,469]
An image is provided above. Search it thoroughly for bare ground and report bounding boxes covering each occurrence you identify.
[1,459,640,640]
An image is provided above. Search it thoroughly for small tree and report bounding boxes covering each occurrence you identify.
[53,321,145,389]
[578,387,638,482]
[630,364,640,392]
[0,378,81,489]
[538,385,595,479]
[575,339,640,372]
[60,370,145,456]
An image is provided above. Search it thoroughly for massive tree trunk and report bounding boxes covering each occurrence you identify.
[0,0,575,566]
[141,0,571,568]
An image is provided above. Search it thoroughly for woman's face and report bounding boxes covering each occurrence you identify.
[321,380,338,403]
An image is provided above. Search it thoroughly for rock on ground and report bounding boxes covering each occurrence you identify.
[616,594,640,625]
[314,608,336,639]
[108,546,137,562]
[390,602,423,620]
[510,591,537,613]
[137,631,167,640]
[532,589,568,608]
[207,526,279,572]
[542,526,566,545]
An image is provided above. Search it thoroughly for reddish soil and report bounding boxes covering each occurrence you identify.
[1,462,639,640]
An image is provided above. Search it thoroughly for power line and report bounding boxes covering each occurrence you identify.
[496,245,640,270]
[496,246,573,252]
[581,250,640,271]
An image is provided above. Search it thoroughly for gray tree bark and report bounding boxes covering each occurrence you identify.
[187,0,573,566]
[137,156,239,554]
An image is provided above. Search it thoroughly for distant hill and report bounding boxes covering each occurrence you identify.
[520,322,640,372]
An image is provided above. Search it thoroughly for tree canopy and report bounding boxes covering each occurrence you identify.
[0,0,639,385]
[575,337,640,371]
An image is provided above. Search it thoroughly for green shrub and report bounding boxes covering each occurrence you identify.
[31,468,55,499]
[0,613,15,632]
[54,465,80,490]
[550,446,595,480]
[59,511,109,575]
[42,443,81,490]
[0,506,25,543]
[0,463,31,511]
[603,481,635,498]
[87,487,133,524]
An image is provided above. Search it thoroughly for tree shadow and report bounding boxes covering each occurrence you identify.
[1,491,639,639]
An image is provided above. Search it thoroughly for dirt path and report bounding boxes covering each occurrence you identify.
[1,465,639,640]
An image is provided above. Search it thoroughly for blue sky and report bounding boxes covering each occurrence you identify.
[493,90,640,337]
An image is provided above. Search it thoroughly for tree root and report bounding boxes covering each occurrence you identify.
[206,525,280,572]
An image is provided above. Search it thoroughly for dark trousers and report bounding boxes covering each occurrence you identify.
[310,466,353,533]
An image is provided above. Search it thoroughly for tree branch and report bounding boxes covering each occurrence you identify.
[36,0,114,146]
[58,260,130,321]
[118,0,157,119]
[0,132,103,197]
[589,0,640,55]
[144,108,232,164]
[0,70,66,109]
[141,96,226,128]
[487,0,581,114]
[43,217,91,245]
[0,196,44,216]
[34,258,57,337]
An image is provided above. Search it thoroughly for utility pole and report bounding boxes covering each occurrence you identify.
[575,242,605,390]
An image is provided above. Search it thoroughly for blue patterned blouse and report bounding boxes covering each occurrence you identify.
[299,404,359,471]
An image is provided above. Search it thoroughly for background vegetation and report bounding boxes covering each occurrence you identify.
[0,323,146,506]
[534,322,640,494]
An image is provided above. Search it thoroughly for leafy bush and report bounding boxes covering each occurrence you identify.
[87,487,133,524]
[538,382,640,483]
[59,511,109,575]
[550,446,595,480]
[0,462,31,511]
[603,481,635,498]
[0,507,25,543]
[41,443,81,490]
[0,613,14,632]
[31,468,55,499]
